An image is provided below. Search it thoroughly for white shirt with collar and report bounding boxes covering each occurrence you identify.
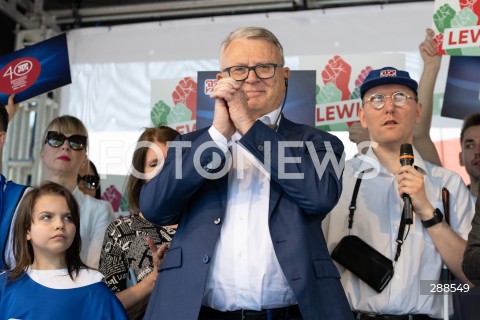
[202,108,297,311]
[323,147,475,319]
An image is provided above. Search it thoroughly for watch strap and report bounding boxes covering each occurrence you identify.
[421,208,444,229]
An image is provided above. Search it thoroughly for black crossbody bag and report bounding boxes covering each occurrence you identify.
[331,173,406,293]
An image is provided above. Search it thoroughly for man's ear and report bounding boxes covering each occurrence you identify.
[359,107,368,128]
[459,151,465,167]
[283,67,291,81]
[415,102,423,124]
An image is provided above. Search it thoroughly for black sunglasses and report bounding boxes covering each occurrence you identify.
[45,131,87,151]
[77,174,100,190]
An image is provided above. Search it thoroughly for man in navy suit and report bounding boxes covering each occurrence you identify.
[140,26,353,320]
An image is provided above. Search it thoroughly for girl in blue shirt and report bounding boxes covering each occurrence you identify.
[0,181,127,320]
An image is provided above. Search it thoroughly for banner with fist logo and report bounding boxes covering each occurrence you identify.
[299,53,405,131]
[432,0,480,55]
[151,77,197,134]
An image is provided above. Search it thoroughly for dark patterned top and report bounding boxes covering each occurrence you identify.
[99,213,175,293]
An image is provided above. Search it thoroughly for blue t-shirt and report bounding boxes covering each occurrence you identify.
[0,273,128,320]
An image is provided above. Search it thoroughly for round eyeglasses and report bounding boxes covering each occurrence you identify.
[45,131,87,151]
[222,63,283,81]
[363,92,417,109]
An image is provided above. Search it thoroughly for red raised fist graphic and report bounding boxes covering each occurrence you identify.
[101,185,122,212]
[354,66,373,88]
[433,34,446,55]
[322,56,352,101]
[172,77,197,120]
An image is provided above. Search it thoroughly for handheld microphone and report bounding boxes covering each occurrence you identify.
[400,143,414,224]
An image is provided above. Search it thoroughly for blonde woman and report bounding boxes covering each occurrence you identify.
[41,115,113,268]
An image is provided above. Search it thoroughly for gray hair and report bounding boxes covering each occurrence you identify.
[220,26,285,65]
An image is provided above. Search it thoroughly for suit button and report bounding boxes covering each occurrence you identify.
[257,145,264,152]
[202,255,210,264]
[214,218,221,225]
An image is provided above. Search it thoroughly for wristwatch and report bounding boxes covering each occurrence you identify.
[421,208,444,229]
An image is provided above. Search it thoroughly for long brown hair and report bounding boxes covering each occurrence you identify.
[125,126,179,212]
[8,181,87,282]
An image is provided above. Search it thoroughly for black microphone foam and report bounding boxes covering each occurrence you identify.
[400,143,414,167]
[400,143,414,224]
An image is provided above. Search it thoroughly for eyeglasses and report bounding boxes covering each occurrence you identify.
[77,174,100,190]
[45,131,87,151]
[363,92,417,110]
[222,63,283,81]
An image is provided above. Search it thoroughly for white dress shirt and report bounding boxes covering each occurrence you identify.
[324,147,475,319]
[202,108,297,311]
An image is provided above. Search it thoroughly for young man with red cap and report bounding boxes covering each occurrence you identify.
[324,67,474,320]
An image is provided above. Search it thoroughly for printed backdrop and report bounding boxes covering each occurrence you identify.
[299,53,405,131]
[53,3,471,213]
[432,0,480,55]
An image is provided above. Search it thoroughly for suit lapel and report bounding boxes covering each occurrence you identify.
[268,116,295,217]
[214,173,228,211]
[269,180,282,218]
[213,116,298,217]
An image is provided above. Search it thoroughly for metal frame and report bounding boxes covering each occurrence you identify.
[2,0,433,28]
[47,0,303,24]
[305,0,431,9]
[0,0,57,30]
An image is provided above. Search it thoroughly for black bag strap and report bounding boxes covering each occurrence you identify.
[442,187,450,225]
[349,171,407,263]
[441,187,451,284]
[393,207,408,262]
[348,172,363,230]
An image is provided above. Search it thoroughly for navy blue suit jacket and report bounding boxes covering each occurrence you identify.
[140,117,353,320]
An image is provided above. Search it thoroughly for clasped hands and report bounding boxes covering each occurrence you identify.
[210,77,256,139]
